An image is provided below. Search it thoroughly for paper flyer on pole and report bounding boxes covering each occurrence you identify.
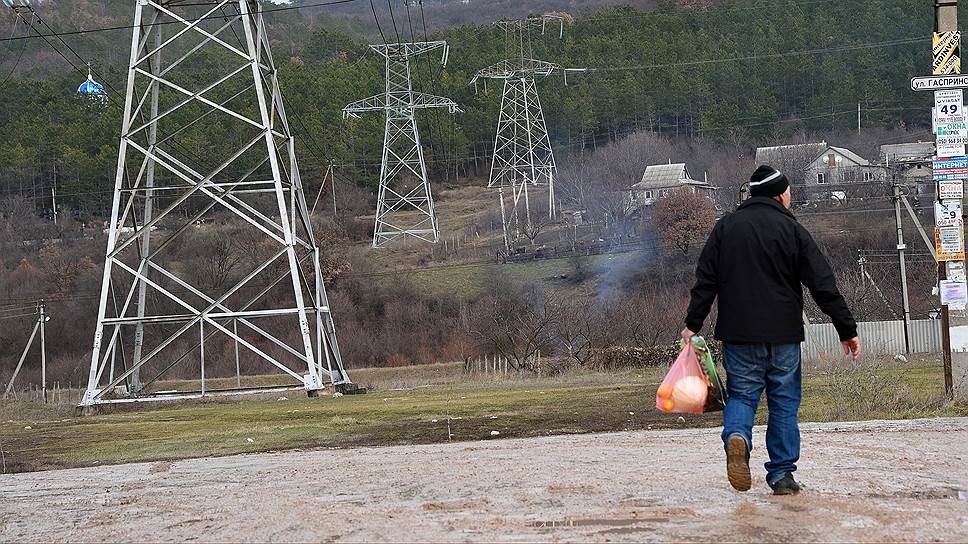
[936,226,966,261]
[937,200,964,226]
[950,261,968,282]
[941,280,968,310]
[939,178,966,197]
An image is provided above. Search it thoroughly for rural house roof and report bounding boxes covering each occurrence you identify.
[827,146,870,166]
[634,163,698,190]
[755,141,872,169]
[755,142,828,167]
[880,142,935,163]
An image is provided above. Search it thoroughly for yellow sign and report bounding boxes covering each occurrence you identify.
[936,226,966,261]
[934,31,961,75]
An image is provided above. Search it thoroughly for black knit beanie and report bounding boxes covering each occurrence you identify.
[749,165,790,198]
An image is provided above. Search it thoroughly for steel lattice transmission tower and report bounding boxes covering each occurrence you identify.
[81,0,353,408]
[471,16,568,249]
[343,41,461,248]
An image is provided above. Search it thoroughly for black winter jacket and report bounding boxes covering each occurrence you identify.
[685,197,857,344]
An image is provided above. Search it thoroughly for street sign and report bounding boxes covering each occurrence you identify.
[934,31,962,75]
[940,178,966,198]
[937,200,964,227]
[911,74,968,91]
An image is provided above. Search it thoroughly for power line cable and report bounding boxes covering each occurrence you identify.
[0,12,30,92]
[580,0,848,21]
[385,0,401,44]
[368,0,388,45]
[412,0,442,168]
[17,11,88,83]
[591,36,925,72]
[0,312,39,321]
[0,0,363,43]
[0,305,38,315]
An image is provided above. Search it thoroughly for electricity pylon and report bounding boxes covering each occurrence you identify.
[81,0,352,409]
[471,16,568,249]
[343,41,461,248]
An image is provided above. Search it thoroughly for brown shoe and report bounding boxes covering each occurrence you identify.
[726,433,751,491]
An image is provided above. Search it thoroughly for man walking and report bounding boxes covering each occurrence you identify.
[682,165,862,495]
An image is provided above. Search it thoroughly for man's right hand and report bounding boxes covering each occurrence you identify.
[841,337,862,360]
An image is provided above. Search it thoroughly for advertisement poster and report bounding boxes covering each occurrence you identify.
[940,179,965,199]
[936,200,964,227]
[941,280,968,310]
[949,261,967,282]
[936,226,966,261]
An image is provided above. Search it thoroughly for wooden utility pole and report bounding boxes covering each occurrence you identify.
[936,0,959,399]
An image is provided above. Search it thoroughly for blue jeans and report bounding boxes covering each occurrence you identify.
[721,343,802,486]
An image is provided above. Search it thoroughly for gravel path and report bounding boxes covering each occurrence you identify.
[2,417,967,542]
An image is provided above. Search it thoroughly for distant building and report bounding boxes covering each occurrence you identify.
[880,141,934,197]
[627,163,715,209]
[754,141,887,188]
[880,141,935,165]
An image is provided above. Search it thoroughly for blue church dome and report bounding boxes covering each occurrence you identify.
[77,77,105,95]
[77,65,106,99]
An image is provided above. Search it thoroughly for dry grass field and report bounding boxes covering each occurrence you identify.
[1,357,964,474]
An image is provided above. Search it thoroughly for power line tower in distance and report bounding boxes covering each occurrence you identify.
[471,15,571,250]
[81,0,355,411]
[343,41,461,248]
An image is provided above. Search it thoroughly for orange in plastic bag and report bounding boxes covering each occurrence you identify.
[656,342,708,414]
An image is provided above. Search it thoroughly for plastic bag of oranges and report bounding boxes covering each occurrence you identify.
[656,341,708,414]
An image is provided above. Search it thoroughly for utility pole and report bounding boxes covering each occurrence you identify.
[936,0,960,399]
[857,102,862,134]
[892,182,912,353]
[39,300,46,403]
[3,304,41,400]
[332,167,338,219]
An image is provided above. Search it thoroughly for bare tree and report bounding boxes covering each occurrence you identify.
[518,213,557,247]
[614,283,688,349]
[559,131,677,238]
[469,285,558,372]
[554,298,609,367]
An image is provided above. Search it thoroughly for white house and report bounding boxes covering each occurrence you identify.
[755,141,887,187]
[627,163,715,209]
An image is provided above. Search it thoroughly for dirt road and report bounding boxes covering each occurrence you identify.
[2,417,966,542]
